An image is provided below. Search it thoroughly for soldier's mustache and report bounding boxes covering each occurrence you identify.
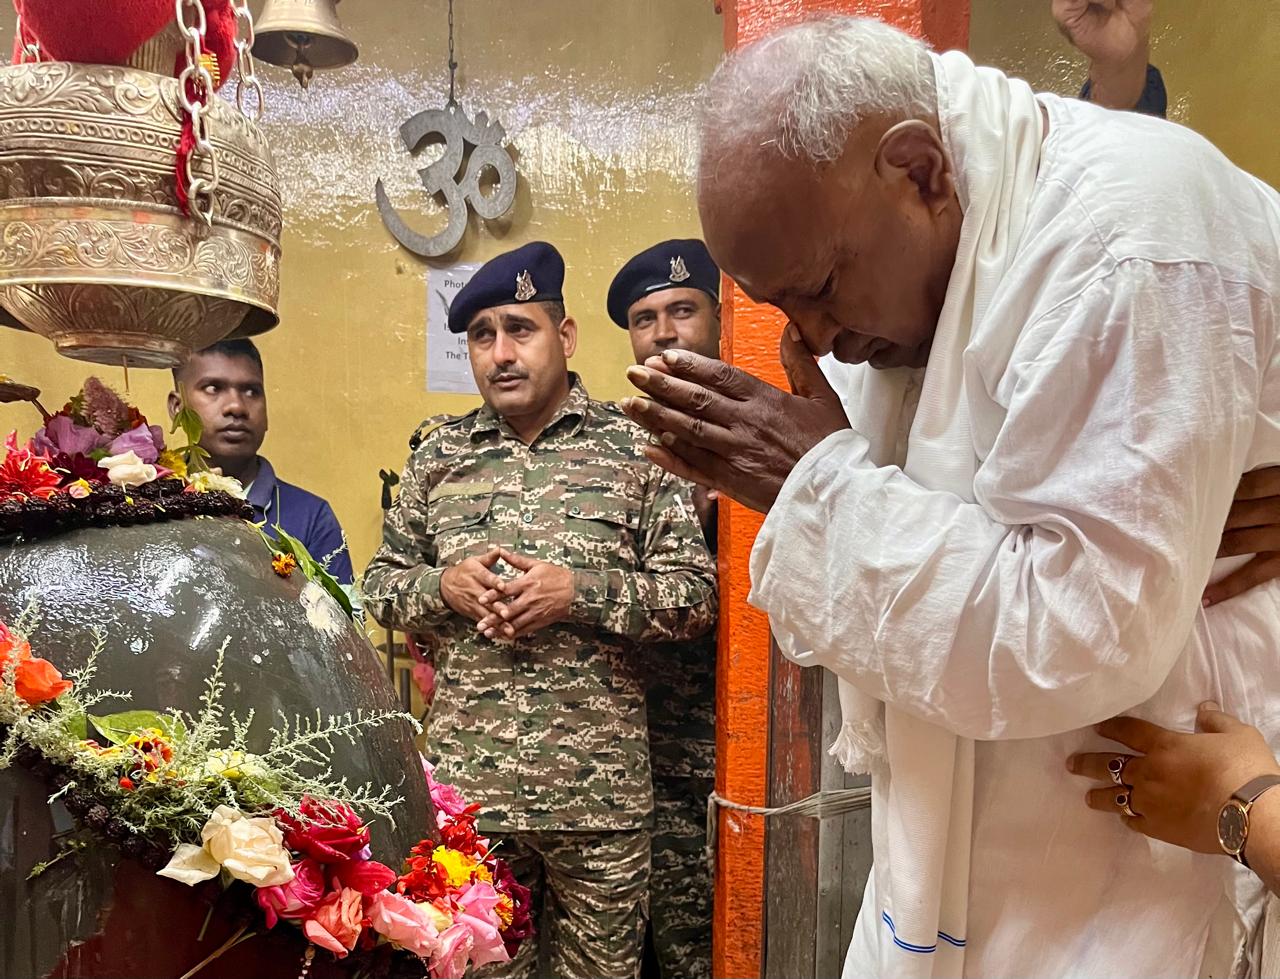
[487,368,529,383]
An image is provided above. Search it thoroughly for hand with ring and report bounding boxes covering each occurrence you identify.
[1068,702,1280,855]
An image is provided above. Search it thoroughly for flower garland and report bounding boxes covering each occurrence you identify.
[0,377,250,539]
[0,618,533,977]
[0,375,353,619]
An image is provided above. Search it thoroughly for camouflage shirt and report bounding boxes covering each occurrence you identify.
[364,376,718,832]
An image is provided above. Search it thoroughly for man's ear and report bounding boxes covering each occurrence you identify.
[560,316,578,359]
[873,120,956,215]
[167,388,181,420]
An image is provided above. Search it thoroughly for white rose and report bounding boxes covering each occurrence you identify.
[157,806,294,888]
[157,842,221,886]
[98,450,158,488]
[188,468,247,499]
[201,804,294,887]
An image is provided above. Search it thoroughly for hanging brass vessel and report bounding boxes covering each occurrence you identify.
[252,0,358,89]
[0,59,282,369]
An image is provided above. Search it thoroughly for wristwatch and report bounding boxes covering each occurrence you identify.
[1217,774,1280,867]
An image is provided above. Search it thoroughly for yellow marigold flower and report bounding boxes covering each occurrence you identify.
[496,893,514,929]
[473,863,492,883]
[432,845,480,888]
[77,739,124,759]
[271,552,297,578]
[156,449,187,480]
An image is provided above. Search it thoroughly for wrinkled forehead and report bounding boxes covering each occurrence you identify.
[466,303,554,335]
[698,163,833,301]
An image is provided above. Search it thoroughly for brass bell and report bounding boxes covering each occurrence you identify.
[252,0,358,90]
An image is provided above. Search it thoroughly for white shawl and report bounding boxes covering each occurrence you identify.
[815,50,1044,976]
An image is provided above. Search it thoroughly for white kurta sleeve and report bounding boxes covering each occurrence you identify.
[750,259,1265,740]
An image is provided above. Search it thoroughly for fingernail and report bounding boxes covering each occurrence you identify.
[1066,756,1078,773]
[1201,700,1221,712]
[660,432,677,447]
[787,323,800,341]
[626,397,648,413]
[662,349,679,365]
[1202,597,1211,608]
[625,365,648,384]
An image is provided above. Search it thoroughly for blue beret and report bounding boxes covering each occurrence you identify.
[607,239,720,328]
[448,241,566,334]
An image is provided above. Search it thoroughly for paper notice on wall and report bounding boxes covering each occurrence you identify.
[426,263,481,394]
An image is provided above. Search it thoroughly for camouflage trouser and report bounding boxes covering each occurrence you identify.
[649,774,714,979]
[483,829,651,979]
[647,636,715,979]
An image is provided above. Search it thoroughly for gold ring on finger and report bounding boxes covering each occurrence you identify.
[1114,789,1139,818]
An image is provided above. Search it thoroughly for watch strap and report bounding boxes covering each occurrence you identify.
[1232,774,1280,807]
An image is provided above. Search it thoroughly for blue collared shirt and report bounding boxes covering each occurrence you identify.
[1080,64,1168,119]
[246,456,353,584]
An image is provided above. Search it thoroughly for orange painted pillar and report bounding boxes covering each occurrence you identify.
[710,3,970,978]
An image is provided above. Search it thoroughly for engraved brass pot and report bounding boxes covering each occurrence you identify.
[0,61,282,369]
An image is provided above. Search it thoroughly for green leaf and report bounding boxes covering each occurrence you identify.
[87,710,186,746]
[177,407,203,445]
[61,712,88,741]
[265,525,355,619]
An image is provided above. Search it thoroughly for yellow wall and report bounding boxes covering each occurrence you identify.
[0,0,723,580]
[970,0,1280,188]
[3,0,1277,582]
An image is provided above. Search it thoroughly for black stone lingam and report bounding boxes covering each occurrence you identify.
[0,516,432,979]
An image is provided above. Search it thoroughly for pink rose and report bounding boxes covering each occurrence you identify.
[430,922,474,979]
[423,761,471,819]
[367,891,440,958]
[303,887,364,957]
[455,881,511,969]
[256,858,327,929]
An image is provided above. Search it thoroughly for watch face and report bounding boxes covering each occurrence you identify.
[1219,801,1249,854]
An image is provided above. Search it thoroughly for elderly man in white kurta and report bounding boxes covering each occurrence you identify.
[620,15,1280,979]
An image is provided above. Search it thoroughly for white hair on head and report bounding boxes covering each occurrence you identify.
[699,16,936,168]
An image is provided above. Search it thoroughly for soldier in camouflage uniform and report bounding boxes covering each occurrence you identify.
[608,240,722,979]
[364,242,718,979]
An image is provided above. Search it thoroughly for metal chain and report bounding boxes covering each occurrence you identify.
[230,0,265,121]
[175,0,220,226]
[446,0,458,107]
[13,3,42,63]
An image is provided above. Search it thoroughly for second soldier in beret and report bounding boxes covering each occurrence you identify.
[607,237,721,362]
[365,240,718,979]
[609,238,721,979]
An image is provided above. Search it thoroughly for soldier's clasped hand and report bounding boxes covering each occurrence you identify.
[440,548,506,623]
[475,549,575,641]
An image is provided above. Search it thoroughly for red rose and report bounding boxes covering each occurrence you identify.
[330,858,396,896]
[276,797,371,863]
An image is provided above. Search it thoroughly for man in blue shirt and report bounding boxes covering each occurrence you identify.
[1054,0,1167,115]
[169,339,354,584]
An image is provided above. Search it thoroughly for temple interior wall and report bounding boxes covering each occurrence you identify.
[1,0,1273,579]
